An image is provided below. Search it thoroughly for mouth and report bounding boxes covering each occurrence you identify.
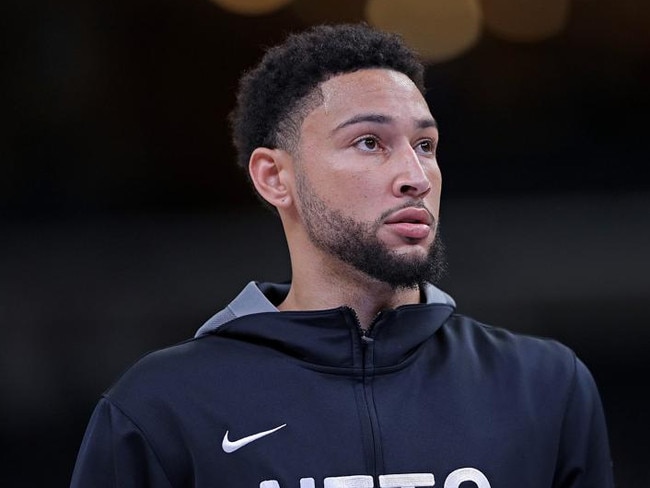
[384,207,434,226]
[383,207,434,240]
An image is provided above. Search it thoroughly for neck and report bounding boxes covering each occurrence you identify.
[276,214,424,328]
[278,252,422,330]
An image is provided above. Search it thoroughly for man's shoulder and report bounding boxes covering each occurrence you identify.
[443,312,578,374]
[103,335,240,404]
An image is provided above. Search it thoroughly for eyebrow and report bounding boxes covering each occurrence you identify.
[332,113,438,133]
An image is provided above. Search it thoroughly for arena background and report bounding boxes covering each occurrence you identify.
[1,0,649,486]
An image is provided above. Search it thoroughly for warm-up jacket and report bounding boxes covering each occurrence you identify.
[70,281,614,487]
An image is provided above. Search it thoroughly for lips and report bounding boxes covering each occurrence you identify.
[384,207,433,226]
[384,207,434,240]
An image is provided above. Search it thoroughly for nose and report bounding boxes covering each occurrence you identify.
[391,143,434,198]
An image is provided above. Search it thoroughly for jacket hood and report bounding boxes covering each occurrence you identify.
[195,281,456,338]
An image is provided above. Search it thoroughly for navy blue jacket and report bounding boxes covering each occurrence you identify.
[70,282,614,487]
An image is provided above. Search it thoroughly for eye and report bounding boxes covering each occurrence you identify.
[354,135,381,152]
[415,139,436,155]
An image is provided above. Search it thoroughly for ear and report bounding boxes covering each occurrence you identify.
[248,147,294,210]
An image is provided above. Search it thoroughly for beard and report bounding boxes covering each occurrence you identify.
[295,171,447,290]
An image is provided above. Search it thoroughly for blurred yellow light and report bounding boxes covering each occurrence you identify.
[290,0,365,25]
[210,0,295,16]
[482,0,570,42]
[365,0,482,63]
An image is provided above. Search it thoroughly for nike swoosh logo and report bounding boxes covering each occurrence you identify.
[222,424,287,453]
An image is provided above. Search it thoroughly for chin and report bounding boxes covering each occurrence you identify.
[390,241,432,256]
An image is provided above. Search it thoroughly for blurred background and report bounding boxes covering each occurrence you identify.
[1,0,649,486]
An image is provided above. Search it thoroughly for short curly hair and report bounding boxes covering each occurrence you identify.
[229,22,426,172]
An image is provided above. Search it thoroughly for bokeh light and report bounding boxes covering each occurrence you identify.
[482,0,571,42]
[209,0,295,16]
[365,0,482,63]
[290,0,365,25]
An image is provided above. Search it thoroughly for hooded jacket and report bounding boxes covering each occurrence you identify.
[70,281,614,487]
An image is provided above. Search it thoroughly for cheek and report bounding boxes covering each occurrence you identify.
[425,166,443,212]
[318,170,374,201]
[428,164,443,190]
[332,183,372,211]
[427,159,443,181]
[342,173,384,203]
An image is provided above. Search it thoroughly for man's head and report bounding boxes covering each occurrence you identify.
[232,23,446,288]
[230,23,426,172]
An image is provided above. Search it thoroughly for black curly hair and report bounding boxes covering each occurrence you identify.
[229,22,426,172]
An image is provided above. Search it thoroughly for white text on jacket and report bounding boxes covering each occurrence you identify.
[260,468,491,487]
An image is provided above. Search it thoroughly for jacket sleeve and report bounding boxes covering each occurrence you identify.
[553,357,615,488]
[70,397,174,488]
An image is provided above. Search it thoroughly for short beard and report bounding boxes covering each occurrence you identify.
[295,171,447,290]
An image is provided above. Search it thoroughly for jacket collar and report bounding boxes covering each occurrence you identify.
[194,282,456,369]
[195,281,455,338]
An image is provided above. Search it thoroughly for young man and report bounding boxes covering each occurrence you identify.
[70,23,615,487]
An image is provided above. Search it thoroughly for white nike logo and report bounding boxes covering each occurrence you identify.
[222,424,287,453]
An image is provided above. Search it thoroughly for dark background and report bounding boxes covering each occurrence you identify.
[1,0,649,486]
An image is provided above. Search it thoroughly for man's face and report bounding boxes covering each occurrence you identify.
[291,69,445,288]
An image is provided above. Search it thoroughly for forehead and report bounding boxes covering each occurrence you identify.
[312,68,432,123]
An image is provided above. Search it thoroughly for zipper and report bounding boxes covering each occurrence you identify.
[347,307,384,339]
[344,307,385,478]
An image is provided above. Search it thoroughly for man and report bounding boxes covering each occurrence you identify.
[70,23,614,487]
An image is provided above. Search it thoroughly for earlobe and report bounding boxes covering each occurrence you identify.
[248,148,293,209]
